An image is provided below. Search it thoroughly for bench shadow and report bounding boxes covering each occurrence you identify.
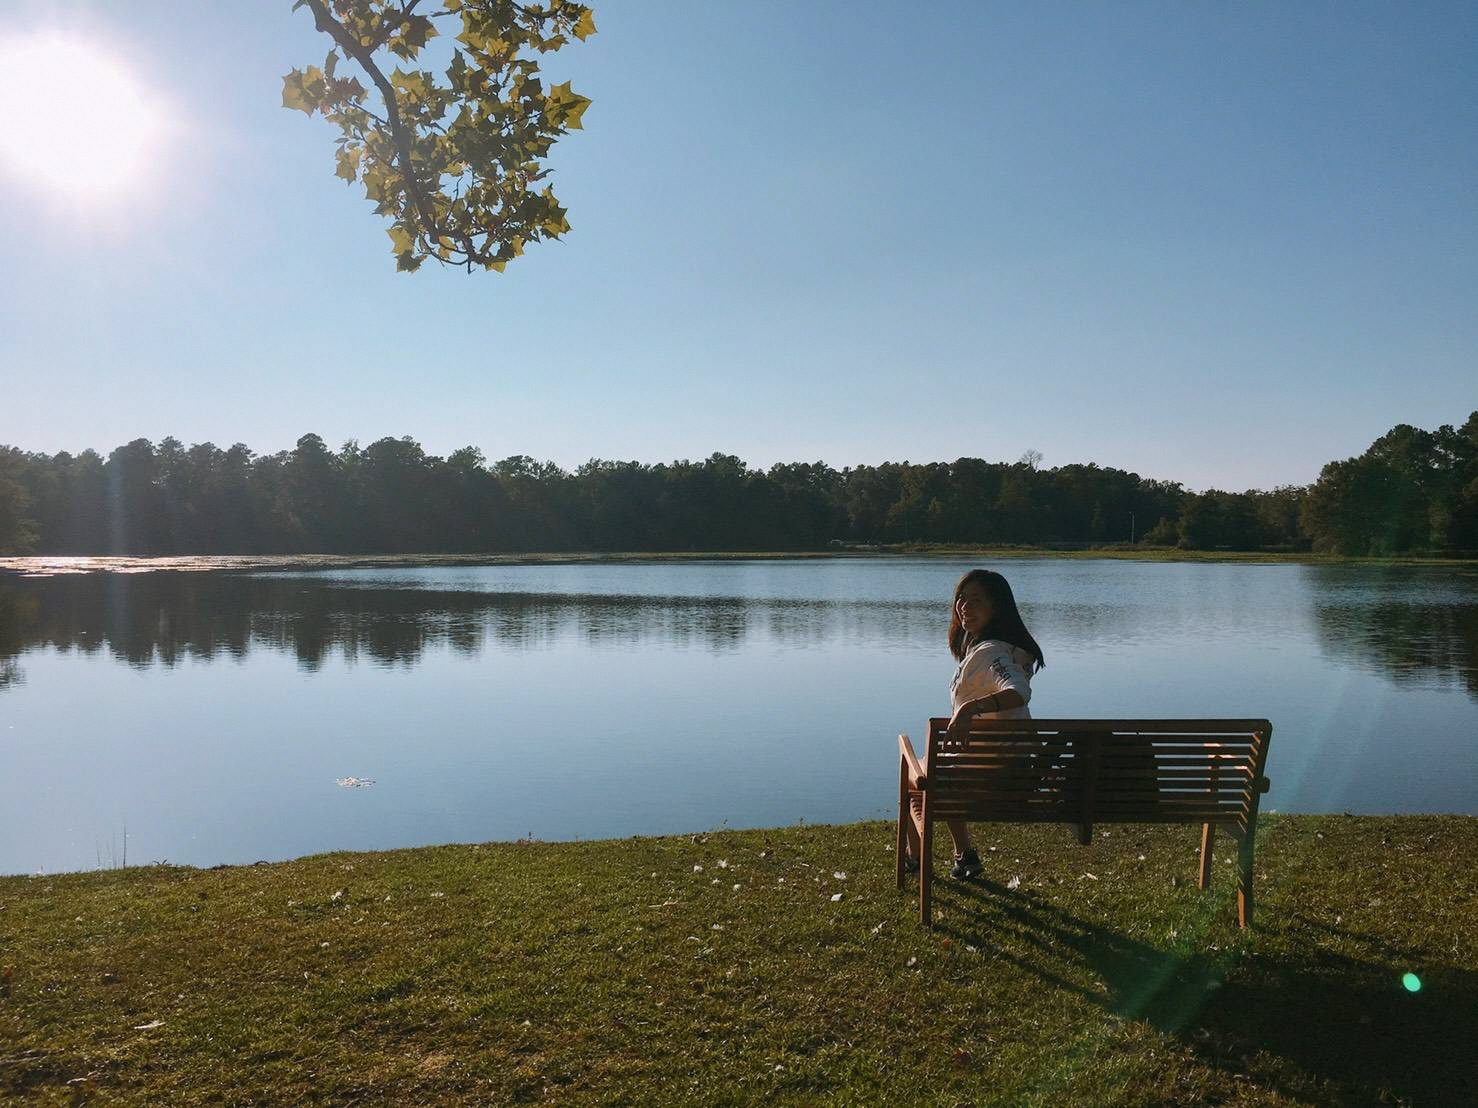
[933,879,1476,1105]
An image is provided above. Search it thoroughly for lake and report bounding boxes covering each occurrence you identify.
[2,557,1475,875]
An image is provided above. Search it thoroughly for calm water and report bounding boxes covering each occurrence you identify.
[2,558,1475,875]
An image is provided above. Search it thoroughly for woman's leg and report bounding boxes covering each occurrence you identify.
[946,819,974,856]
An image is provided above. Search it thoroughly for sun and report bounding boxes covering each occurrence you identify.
[0,33,167,200]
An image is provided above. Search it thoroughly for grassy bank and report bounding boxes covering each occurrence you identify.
[4,547,1477,578]
[2,817,1474,1105]
[889,544,1478,566]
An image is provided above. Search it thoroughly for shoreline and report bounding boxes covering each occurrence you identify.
[4,546,1477,578]
[6,807,1477,882]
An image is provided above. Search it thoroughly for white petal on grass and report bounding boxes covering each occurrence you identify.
[830,892,844,902]
[1006,876,1021,890]
[132,1020,164,1031]
[833,872,847,880]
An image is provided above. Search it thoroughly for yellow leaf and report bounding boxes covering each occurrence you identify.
[387,225,416,254]
[281,70,314,115]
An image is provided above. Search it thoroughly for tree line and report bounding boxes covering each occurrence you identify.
[0,412,1473,556]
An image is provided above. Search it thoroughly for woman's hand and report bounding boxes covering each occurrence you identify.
[946,703,976,744]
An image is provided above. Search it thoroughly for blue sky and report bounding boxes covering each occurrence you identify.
[1,1,1474,491]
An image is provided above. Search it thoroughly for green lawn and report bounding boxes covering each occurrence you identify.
[2,816,1473,1105]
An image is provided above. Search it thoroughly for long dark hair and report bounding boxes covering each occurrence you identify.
[948,568,1045,670]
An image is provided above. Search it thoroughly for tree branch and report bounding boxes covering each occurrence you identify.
[303,0,449,253]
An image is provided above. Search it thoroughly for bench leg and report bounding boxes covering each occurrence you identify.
[896,761,909,889]
[1199,823,1214,890]
[919,812,933,926]
[1236,830,1254,928]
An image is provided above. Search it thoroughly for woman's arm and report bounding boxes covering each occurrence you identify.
[964,689,1026,716]
[946,689,1026,741]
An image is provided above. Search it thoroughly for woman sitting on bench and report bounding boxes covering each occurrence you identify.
[909,568,1046,879]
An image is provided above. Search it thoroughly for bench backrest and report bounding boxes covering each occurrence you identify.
[924,718,1273,831]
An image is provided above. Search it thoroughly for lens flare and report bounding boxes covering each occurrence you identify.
[0,33,167,199]
[1402,972,1422,993]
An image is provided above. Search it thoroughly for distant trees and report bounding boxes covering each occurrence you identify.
[1,413,1473,556]
[1301,413,1478,555]
[1173,487,1307,552]
[0,447,38,554]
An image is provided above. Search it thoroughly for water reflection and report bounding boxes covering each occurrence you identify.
[3,564,1477,702]
[1312,600,1478,698]
[0,584,38,690]
[1299,565,1478,700]
[0,573,948,677]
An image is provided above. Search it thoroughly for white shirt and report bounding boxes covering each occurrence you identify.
[949,637,1035,719]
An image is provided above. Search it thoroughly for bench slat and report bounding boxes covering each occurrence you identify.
[933,718,1270,733]
[1092,756,1256,768]
[930,771,1256,790]
[947,811,1252,826]
[932,766,1256,781]
[937,744,1258,756]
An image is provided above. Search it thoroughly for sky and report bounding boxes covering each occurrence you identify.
[0,1,1474,492]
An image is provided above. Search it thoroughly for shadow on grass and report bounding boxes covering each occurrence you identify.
[933,879,1476,1105]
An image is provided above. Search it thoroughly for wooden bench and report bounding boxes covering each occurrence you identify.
[897,718,1273,927]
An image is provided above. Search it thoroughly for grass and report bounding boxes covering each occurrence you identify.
[2,816,1474,1105]
[887,544,1478,566]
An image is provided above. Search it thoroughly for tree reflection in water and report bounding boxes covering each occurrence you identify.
[0,572,941,677]
[1304,566,1478,700]
[3,565,1476,704]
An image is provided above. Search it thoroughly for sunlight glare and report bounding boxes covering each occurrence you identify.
[0,34,166,199]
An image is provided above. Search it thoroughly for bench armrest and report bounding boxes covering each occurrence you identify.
[899,733,927,791]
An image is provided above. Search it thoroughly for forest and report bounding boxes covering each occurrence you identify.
[0,412,1474,557]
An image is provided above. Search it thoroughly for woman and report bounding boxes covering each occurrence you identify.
[934,568,1045,879]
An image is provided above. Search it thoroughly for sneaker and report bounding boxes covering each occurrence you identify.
[949,849,983,881]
